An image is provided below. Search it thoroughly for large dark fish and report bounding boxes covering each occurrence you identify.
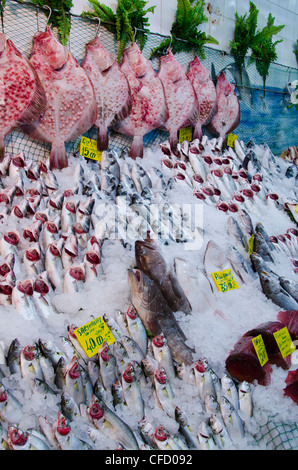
[21,26,97,170]
[135,238,192,314]
[0,33,47,160]
[127,268,194,365]
[82,35,131,151]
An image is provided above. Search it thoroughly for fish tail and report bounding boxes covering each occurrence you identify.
[49,142,68,170]
[129,135,143,160]
[97,126,109,151]
[193,122,203,141]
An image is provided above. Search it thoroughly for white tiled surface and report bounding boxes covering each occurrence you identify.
[71,0,297,68]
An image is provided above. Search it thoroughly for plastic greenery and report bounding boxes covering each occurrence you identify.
[82,0,156,62]
[229,1,284,86]
[150,0,218,59]
[294,39,298,63]
[31,0,74,45]
[249,13,283,97]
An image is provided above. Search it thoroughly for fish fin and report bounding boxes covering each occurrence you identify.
[0,135,4,161]
[50,142,68,170]
[17,60,47,125]
[129,135,143,160]
[193,122,203,141]
[97,126,109,151]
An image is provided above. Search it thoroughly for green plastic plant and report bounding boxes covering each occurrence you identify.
[294,39,298,63]
[82,0,156,62]
[229,1,284,86]
[150,0,218,59]
[31,0,74,45]
[250,13,283,98]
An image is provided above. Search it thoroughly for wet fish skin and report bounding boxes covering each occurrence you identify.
[238,381,253,418]
[152,333,176,382]
[127,268,194,365]
[121,362,145,422]
[259,271,298,310]
[219,396,245,439]
[135,237,192,315]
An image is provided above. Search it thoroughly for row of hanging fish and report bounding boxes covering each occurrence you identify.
[0,26,240,170]
[0,313,256,450]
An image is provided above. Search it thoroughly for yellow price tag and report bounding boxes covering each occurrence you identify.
[273,327,296,358]
[178,126,194,144]
[211,269,239,293]
[252,334,268,366]
[227,133,237,147]
[295,204,298,214]
[248,235,254,255]
[79,136,102,161]
[74,316,116,358]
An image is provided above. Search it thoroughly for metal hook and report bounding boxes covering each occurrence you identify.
[95,17,101,37]
[44,5,52,26]
[167,34,173,52]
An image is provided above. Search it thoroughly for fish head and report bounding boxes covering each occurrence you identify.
[188,55,209,82]
[135,238,167,281]
[123,43,148,78]
[216,71,234,96]
[32,26,69,70]
[84,35,114,71]
[159,50,183,83]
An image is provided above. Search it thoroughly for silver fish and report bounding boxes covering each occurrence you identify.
[221,373,239,410]
[151,333,176,382]
[121,363,145,422]
[238,381,253,418]
[153,368,176,418]
[125,305,148,356]
[219,396,245,439]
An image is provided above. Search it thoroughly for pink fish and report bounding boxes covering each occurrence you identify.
[188,56,218,140]
[158,51,199,154]
[208,71,240,140]
[82,35,131,151]
[0,33,47,160]
[21,27,97,170]
[115,43,168,159]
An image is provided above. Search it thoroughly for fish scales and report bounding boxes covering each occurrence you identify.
[21,26,97,170]
[82,36,131,151]
[115,43,169,159]
[0,33,47,160]
[208,71,240,140]
[158,51,199,154]
[188,56,218,140]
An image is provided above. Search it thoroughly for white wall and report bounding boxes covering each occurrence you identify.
[71,0,298,69]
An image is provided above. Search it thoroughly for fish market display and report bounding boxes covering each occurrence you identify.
[0,33,47,160]
[0,97,297,451]
[207,71,240,141]
[188,56,218,141]
[21,26,97,170]
[157,51,199,154]
[82,35,131,151]
[115,43,169,159]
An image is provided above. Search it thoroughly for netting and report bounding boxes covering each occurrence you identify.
[1,0,298,164]
[0,1,297,450]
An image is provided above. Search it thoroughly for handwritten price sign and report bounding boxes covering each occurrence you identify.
[252,335,268,367]
[211,269,239,293]
[79,137,102,161]
[74,316,115,358]
[178,127,194,144]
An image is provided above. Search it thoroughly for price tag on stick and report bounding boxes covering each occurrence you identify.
[79,136,102,161]
[211,269,239,293]
[74,316,116,358]
[178,126,194,144]
[273,327,296,358]
[252,335,268,366]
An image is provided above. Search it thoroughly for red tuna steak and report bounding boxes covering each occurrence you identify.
[225,335,272,386]
[188,56,218,140]
[243,321,291,370]
[158,51,199,154]
[21,27,97,170]
[284,369,298,405]
[208,71,240,139]
[82,35,131,151]
[277,310,298,341]
[115,43,168,159]
[0,33,47,160]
